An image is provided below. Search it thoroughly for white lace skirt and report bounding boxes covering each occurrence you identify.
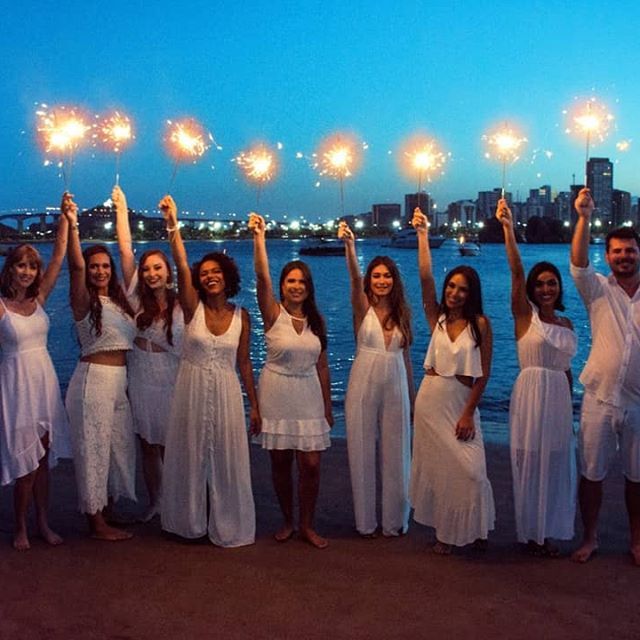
[410,374,495,546]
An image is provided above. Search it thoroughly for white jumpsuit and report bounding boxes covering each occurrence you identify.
[0,299,70,486]
[410,318,495,546]
[345,307,410,536]
[510,305,577,544]
[162,303,255,547]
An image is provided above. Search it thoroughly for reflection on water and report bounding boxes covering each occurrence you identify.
[32,238,601,444]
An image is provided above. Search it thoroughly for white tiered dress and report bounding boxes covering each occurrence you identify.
[345,307,410,536]
[257,306,330,451]
[162,303,255,547]
[0,299,70,486]
[510,306,577,544]
[410,318,495,546]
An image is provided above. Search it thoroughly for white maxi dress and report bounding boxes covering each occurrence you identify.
[410,318,495,546]
[162,303,255,547]
[345,307,410,536]
[0,299,70,486]
[510,306,577,544]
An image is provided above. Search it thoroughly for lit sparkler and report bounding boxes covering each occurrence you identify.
[36,104,91,190]
[164,118,212,192]
[399,135,448,211]
[234,143,278,206]
[96,111,134,185]
[564,97,614,182]
[483,123,527,197]
[315,133,362,216]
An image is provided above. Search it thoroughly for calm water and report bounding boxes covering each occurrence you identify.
[34,238,606,444]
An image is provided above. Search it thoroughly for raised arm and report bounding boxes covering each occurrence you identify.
[248,212,279,331]
[338,222,368,330]
[38,193,70,303]
[113,185,136,289]
[571,188,594,268]
[160,195,199,322]
[455,316,493,441]
[412,208,438,330]
[496,199,530,336]
[63,194,90,319]
[237,308,261,435]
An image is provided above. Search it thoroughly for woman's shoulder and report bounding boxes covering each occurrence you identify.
[475,314,492,332]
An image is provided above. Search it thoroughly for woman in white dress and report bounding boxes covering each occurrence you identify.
[113,186,183,522]
[338,222,414,537]
[250,213,333,549]
[161,196,259,547]
[410,207,495,555]
[64,199,137,541]
[496,199,577,556]
[0,193,70,550]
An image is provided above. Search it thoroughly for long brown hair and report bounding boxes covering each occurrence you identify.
[279,260,327,351]
[363,255,412,347]
[82,245,134,336]
[0,244,44,299]
[135,250,177,345]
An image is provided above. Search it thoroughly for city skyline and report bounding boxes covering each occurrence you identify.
[2,1,640,220]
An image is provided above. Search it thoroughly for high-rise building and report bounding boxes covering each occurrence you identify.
[586,157,613,223]
[404,192,432,224]
[446,200,476,226]
[476,189,511,220]
[372,203,401,228]
[612,189,632,227]
[553,191,573,223]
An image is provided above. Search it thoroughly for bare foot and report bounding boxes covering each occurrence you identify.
[13,529,30,551]
[433,540,452,555]
[630,545,640,567]
[543,540,560,558]
[38,523,64,546]
[571,539,598,563]
[274,524,295,543]
[91,524,133,541]
[300,528,328,549]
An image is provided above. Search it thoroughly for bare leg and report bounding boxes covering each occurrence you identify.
[624,478,640,566]
[571,476,602,563]
[139,438,163,522]
[297,451,327,549]
[270,450,295,541]
[13,470,37,551]
[87,510,132,541]
[33,449,63,546]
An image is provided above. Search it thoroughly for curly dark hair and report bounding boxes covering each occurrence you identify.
[82,245,134,335]
[526,261,565,312]
[363,255,412,347]
[279,260,327,351]
[438,265,484,348]
[136,250,178,345]
[0,244,44,299]
[191,252,241,300]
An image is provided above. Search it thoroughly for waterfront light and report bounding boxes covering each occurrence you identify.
[392,219,401,229]
[355,219,364,230]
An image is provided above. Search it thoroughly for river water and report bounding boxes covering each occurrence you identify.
[36,237,605,444]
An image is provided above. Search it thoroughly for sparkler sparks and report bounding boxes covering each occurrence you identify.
[36,104,91,155]
[164,118,211,163]
[483,123,527,197]
[97,111,134,153]
[234,144,278,185]
[400,135,448,191]
[564,97,614,144]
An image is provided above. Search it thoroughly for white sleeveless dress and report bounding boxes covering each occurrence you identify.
[410,317,495,546]
[510,306,577,543]
[0,299,70,485]
[345,307,410,535]
[162,303,255,547]
[126,272,184,446]
[257,306,330,451]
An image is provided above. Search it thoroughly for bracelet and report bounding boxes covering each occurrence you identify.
[71,224,80,232]
[166,225,177,232]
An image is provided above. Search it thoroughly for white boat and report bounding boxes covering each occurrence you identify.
[387,228,446,249]
[299,238,345,256]
[458,241,481,256]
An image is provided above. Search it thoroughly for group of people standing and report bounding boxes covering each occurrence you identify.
[1,187,638,566]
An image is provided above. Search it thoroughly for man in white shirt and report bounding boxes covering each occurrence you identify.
[571,188,640,565]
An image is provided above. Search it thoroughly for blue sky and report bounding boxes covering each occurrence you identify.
[2,0,639,219]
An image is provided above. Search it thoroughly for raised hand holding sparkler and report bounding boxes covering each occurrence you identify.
[483,123,527,197]
[248,212,266,236]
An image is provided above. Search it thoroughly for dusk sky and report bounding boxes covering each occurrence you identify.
[2,0,640,220]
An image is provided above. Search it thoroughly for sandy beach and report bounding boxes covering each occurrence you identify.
[1,437,638,640]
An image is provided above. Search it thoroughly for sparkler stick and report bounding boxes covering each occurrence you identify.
[235,144,278,207]
[483,123,527,198]
[316,134,360,217]
[164,118,211,193]
[36,104,91,191]
[400,135,448,213]
[564,97,614,185]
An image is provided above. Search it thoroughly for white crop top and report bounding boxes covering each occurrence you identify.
[76,297,136,357]
[423,316,483,378]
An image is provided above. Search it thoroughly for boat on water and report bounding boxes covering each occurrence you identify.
[299,238,345,256]
[458,235,481,256]
[387,227,446,249]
